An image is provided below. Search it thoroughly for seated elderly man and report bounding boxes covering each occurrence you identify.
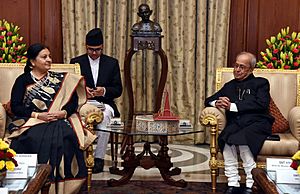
[204,52,274,194]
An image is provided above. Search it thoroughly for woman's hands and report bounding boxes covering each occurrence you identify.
[33,110,67,122]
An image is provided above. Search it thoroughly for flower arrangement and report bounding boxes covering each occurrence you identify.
[0,19,27,63]
[256,26,300,69]
[0,139,18,172]
[290,150,300,174]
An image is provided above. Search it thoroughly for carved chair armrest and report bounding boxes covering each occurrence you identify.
[288,106,300,141]
[0,103,7,139]
[200,107,226,131]
[79,103,104,133]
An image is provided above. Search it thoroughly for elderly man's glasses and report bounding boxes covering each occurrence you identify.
[233,63,250,70]
[87,47,103,53]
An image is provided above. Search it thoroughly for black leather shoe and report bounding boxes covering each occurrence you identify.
[224,186,238,194]
[242,187,252,194]
[92,158,104,173]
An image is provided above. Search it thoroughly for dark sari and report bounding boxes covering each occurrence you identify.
[8,71,96,194]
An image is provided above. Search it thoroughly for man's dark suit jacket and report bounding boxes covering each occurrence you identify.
[70,54,122,117]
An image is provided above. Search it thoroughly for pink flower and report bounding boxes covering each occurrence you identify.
[271,57,277,61]
[293,48,299,53]
[267,63,274,69]
[284,65,290,69]
[6,31,13,36]
[273,49,279,54]
[7,40,12,45]
[0,35,4,40]
[294,62,299,67]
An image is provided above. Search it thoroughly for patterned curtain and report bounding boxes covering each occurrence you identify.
[62,0,231,144]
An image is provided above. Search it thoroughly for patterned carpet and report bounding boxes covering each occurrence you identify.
[79,180,228,194]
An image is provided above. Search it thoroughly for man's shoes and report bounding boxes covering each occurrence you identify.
[92,158,104,173]
[242,187,252,194]
[224,186,238,194]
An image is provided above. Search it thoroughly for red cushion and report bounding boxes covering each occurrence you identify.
[2,101,14,118]
[269,97,289,133]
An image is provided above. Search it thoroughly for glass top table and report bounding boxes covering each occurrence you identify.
[96,118,200,188]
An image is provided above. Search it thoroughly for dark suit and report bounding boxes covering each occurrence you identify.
[70,54,122,117]
[205,74,274,157]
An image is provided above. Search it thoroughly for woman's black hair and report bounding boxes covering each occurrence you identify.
[24,43,49,73]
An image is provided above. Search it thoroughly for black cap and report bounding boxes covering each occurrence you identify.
[86,28,103,46]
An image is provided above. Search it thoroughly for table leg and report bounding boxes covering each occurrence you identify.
[156,136,187,187]
[108,135,138,186]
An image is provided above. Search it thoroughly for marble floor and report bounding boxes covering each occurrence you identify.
[92,143,227,183]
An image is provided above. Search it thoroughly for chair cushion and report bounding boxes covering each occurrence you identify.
[259,133,299,156]
[269,97,289,133]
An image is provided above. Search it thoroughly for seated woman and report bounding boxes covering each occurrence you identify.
[8,43,96,194]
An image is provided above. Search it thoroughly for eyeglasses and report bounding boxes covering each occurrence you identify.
[233,63,250,70]
[87,47,103,53]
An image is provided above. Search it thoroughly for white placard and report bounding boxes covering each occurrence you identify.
[276,169,300,184]
[0,188,8,194]
[266,158,292,171]
[14,154,37,167]
[6,165,28,179]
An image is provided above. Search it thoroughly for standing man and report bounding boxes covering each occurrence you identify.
[70,28,122,173]
[205,52,274,194]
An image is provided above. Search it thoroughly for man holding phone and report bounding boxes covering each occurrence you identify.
[70,28,122,173]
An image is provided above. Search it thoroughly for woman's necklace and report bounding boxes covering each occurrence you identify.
[30,71,50,87]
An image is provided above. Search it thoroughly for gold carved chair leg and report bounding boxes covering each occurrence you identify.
[201,113,219,193]
[84,111,104,192]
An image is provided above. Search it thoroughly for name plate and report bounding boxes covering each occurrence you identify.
[266,158,292,171]
[14,154,37,167]
[6,165,28,179]
[276,169,300,184]
[0,188,8,194]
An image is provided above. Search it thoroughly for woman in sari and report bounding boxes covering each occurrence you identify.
[8,43,96,194]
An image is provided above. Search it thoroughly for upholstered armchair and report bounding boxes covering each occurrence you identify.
[200,68,300,192]
[0,63,103,192]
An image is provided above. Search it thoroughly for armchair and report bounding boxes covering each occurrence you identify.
[0,63,103,192]
[200,68,300,192]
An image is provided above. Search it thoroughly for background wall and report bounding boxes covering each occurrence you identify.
[228,0,300,66]
[0,0,63,62]
[1,0,299,65]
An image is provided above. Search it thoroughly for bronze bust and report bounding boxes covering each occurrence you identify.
[132,4,162,36]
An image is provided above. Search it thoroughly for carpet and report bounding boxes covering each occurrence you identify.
[79,180,228,194]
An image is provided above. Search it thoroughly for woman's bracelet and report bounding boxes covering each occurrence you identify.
[62,110,67,118]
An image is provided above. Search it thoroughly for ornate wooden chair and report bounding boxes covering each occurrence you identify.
[200,68,300,192]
